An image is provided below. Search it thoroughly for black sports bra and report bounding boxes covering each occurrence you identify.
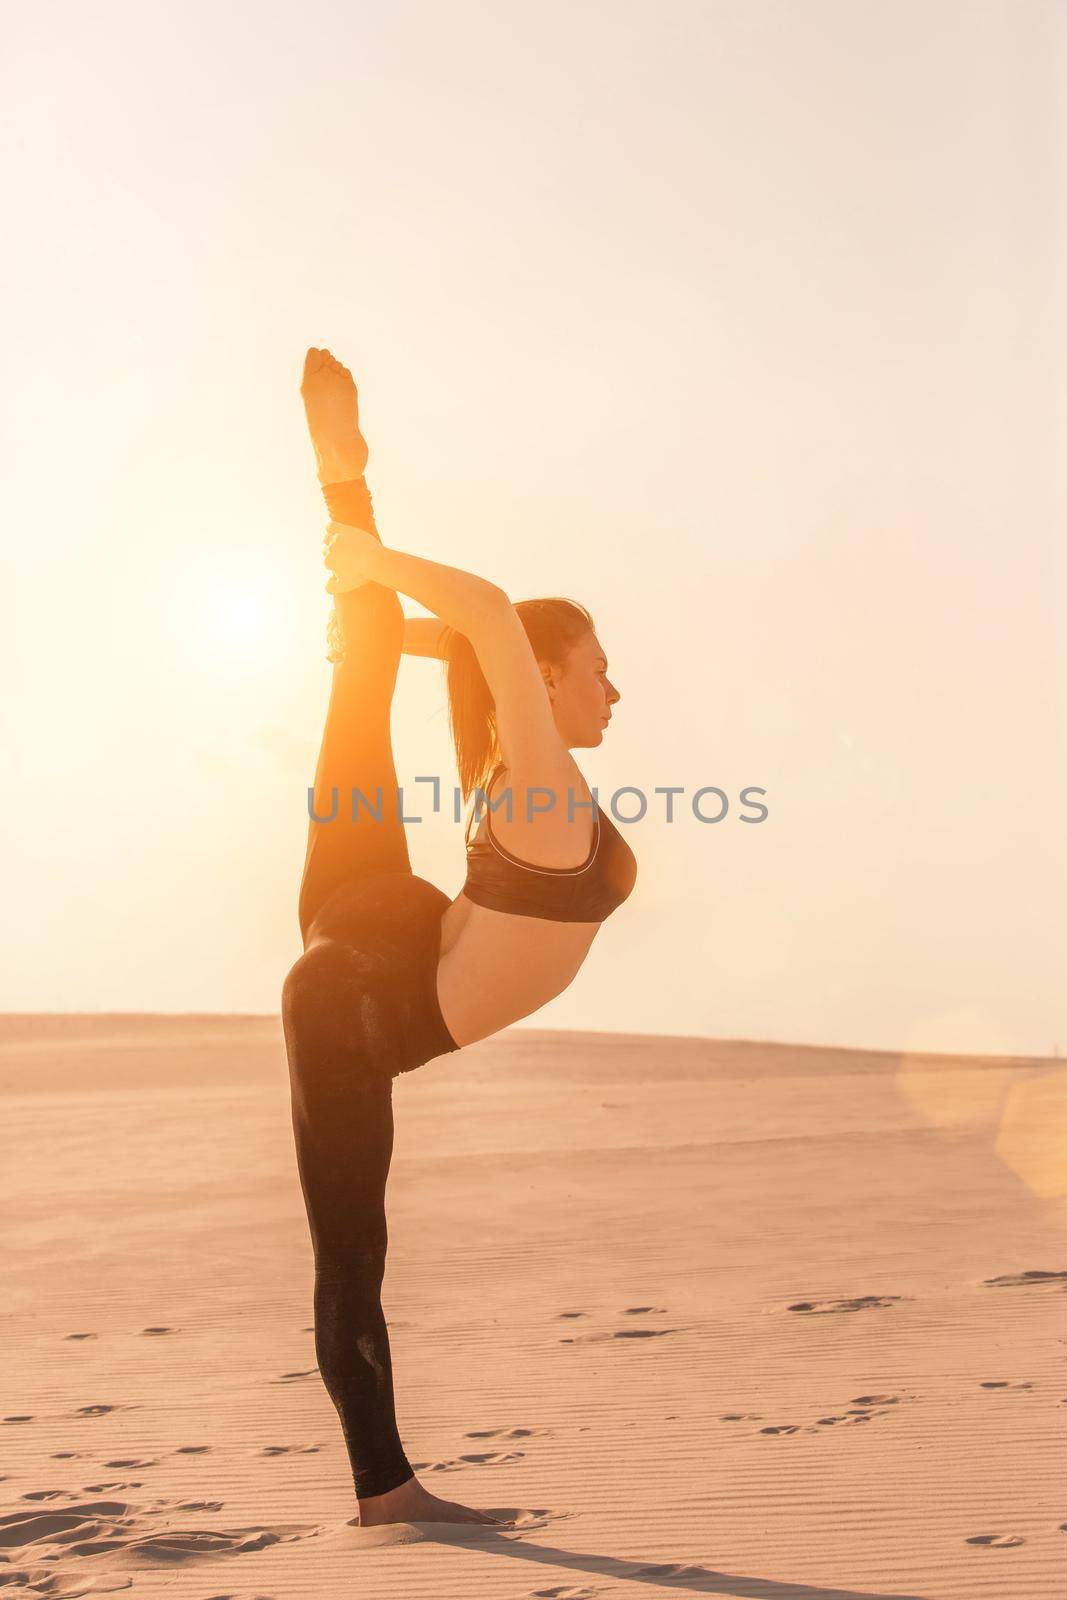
[462,765,637,924]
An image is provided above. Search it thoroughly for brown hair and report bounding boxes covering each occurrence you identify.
[443,597,595,807]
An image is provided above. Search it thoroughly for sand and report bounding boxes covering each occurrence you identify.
[2,1013,1065,1599]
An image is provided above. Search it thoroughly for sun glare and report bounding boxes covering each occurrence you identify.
[200,581,273,651]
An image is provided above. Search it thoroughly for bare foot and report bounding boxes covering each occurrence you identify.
[357,1472,506,1528]
[300,346,369,485]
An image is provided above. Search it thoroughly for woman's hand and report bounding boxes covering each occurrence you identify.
[323,520,381,594]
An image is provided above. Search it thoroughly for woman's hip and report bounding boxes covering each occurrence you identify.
[284,872,460,1078]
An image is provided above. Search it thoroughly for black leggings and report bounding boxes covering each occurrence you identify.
[280,478,460,1499]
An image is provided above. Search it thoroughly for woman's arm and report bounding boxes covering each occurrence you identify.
[402,616,452,659]
[325,520,507,639]
[327,519,572,795]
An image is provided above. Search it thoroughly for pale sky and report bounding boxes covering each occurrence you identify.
[3,0,1064,1057]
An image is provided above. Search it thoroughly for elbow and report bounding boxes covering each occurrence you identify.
[466,581,513,633]
[481,581,512,611]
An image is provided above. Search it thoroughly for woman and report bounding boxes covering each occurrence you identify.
[281,348,637,1528]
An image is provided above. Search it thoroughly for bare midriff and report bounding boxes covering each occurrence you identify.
[434,892,601,1048]
[433,761,605,1047]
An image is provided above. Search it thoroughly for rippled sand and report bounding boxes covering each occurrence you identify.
[3,1014,1065,1598]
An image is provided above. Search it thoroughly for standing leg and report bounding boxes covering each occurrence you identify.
[281,938,414,1498]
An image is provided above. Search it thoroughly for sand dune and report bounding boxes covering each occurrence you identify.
[2,1014,1065,1598]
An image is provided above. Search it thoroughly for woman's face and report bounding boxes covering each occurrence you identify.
[544,630,621,748]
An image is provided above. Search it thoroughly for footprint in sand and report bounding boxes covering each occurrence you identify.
[612,1327,680,1339]
[559,1324,684,1337]
[258,1445,320,1456]
[719,1412,764,1422]
[767,1395,908,1433]
[4,1415,34,1424]
[984,1268,1067,1288]
[413,1450,525,1473]
[531,1587,603,1598]
[814,1396,907,1428]
[561,1310,686,1345]
[787,1295,908,1314]
[75,1404,134,1418]
[103,1459,158,1470]
[53,1452,84,1460]
[22,1489,75,1501]
[979,1380,1034,1390]
[760,1424,801,1435]
[966,1532,1025,1547]
[85,1482,145,1492]
[64,1332,98,1341]
[140,1326,177,1336]
[174,1445,212,1454]
[272,1368,320,1384]
[556,1310,589,1320]
[465,1426,549,1440]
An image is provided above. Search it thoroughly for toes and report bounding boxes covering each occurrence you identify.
[301,347,355,386]
[300,347,358,387]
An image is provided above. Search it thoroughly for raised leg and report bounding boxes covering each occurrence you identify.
[297,572,412,945]
[297,347,414,942]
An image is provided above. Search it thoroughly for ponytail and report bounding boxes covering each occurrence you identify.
[444,597,595,808]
